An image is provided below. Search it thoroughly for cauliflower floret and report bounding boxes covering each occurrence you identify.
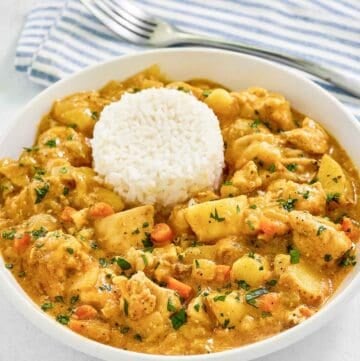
[26,231,92,297]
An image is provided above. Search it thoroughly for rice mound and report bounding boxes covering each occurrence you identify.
[92,88,224,207]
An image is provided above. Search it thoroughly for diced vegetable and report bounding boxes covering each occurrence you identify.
[14,234,31,253]
[74,305,98,320]
[166,277,192,299]
[151,223,174,246]
[89,202,114,219]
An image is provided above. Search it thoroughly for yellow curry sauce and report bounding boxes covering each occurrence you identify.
[0,66,359,355]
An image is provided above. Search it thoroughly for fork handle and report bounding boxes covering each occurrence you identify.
[173,33,360,98]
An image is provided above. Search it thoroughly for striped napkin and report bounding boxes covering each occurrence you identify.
[15,0,360,119]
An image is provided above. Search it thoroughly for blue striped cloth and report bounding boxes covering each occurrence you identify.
[15,0,360,119]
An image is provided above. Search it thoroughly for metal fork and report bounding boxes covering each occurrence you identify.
[80,0,360,98]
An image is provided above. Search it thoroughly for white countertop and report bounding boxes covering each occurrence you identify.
[0,1,359,360]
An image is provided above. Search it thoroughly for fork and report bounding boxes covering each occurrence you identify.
[80,0,360,98]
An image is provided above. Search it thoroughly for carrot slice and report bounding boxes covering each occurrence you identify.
[341,217,360,242]
[89,202,114,219]
[257,292,279,312]
[151,223,174,246]
[14,233,31,253]
[74,305,98,320]
[60,206,76,222]
[166,276,192,299]
[214,265,231,283]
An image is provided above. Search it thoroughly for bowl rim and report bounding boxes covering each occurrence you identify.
[1,47,360,361]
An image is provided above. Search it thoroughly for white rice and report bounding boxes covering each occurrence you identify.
[92,88,224,207]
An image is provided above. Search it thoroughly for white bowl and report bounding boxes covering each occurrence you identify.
[0,48,359,361]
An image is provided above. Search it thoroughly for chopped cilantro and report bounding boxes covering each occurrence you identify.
[223,180,233,186]
[213,295,226,302]
[266,279,278,287]
[55,296,64,303]
[339,250,357,267]
[177,86,190,93]
[317,225,327,236]
[141,254,148,266]
[170,308,187,330]
[236,205,241,213]
[2,230,16,240]
[223,319,230,328]
[23,145,39,152]
[119,326,130,334]
[66,247,74,255]
[289,249,300,264]
[324,254,333,262]
[237,280,250,291]
[278,198,298,212]
[134,334,142,341]
[202,89,212,97]
[250,119,261,128]
[326,193,340,203]
[267,164,276,173]
[142,222,149,228]
[286,163,298,172]
[41,302,54,311]
[56,314,70,325]
[245,288,268,307]
[261,311,272,318]
[44,139,57,148]
[210,208,225,222]
[5,263,13,269]
[116,257,131,270]
[34,183,49,204]
[250,204,257,209]
[247,220,255,230]
[300,190,310,199]
[63,187,70,196]
[194,303,200,312]
[195,259,200,268]
[31,227,47,240]
[167,298,177,312]
[91,111,99,120]
[131,228,140,235]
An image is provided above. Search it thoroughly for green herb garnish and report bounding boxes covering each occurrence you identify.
[210,208,225,222]
[116,258,131,270]
[170,308,187,330]
[245,288,269,307]
[34,183,49,204]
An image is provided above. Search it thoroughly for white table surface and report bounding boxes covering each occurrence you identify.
[0,1,359,360]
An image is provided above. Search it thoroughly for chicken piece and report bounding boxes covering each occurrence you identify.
[278,260,328,306]
[184,196,248,242]
[94,205,154,254]
[268,179,326,215]
[113,272,181,341]
[289,211,352,265]
[26,231,92,297]
[0,158,30,187]
[234,87,296,131]
[227,133,281,170]
[282,117,329,154]
[222,117,271,145]
[4,177,67,222]
[51,92,108,137]
[34,126,91,167]
[228,161,262,194]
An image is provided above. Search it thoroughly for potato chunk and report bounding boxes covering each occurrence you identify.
[94,205,154,254]
[206,291,248,328]
[184,196,248,242]
[231,253,270,287]
[317,154,352,203]
[279,261,327,305]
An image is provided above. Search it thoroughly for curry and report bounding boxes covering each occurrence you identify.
[0,66,359,355]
